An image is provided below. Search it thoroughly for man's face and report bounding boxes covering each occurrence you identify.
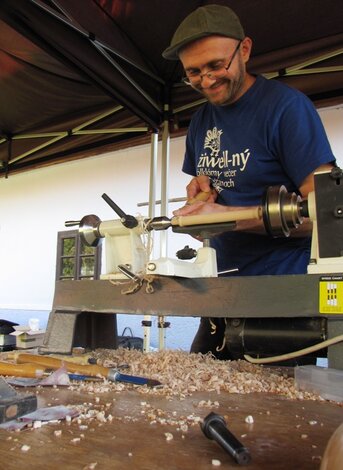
[180,36,250,106]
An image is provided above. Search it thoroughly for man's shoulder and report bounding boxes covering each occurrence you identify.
[251,75,316,119]
[256,75,306,101]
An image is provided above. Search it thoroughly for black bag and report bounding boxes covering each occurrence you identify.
[117,327,143,350]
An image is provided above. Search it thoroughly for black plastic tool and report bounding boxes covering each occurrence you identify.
[201,412,251,465]
[101,193,138,228]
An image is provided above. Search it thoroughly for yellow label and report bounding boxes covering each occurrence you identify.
[319,276,343,314]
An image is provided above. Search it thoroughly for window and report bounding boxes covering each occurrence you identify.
[55,230,102,280]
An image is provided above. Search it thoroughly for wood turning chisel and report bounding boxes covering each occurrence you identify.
[0,361,94,381]
[5,350,95,365]
[0,361,48,378]
[15,353,161,387]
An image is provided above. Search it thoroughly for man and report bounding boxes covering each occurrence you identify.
[162,5,336,359]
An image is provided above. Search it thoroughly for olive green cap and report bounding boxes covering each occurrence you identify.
[163,4,245,60]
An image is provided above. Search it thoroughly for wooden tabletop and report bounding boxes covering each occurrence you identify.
[0,385,342,469]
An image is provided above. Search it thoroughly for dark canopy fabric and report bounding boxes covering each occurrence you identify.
[0,0,342,176]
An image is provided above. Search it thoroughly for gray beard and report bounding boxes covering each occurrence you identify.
[202,57,246,106]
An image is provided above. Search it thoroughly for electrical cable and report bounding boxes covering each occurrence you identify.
[244,334,343,364]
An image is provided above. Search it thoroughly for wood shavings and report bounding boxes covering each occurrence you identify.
[71,437,81,444]
[164,432,173,441]
[245,415,254,424]
[83,463,97,470]
[211,459,221,466]
[88,349,323,402]
[15,350,331,437]
[96,411,107,423]
[198,400,219,408]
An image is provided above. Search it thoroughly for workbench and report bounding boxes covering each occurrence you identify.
[43,275,343,369]
[0,384,342,469]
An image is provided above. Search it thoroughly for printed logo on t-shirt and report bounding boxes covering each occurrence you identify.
[204,127,223,156]
[197,127,250,192]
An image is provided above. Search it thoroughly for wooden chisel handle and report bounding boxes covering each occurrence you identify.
[0,361,47,378]
[16,353,109,378]
[187,190,211,205]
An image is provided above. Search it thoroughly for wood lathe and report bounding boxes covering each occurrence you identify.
[40,168,343,369]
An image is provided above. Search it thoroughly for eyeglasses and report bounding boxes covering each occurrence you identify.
[182,41,242,86]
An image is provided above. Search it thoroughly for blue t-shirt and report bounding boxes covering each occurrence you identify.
[182,75,335,276]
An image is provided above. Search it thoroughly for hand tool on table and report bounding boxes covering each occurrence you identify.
[0,361,48,378]
[0,361,98,381]
[5,350,96,366]
[201,412,251,466]
[16,353,161,387]
[0,376,37,424]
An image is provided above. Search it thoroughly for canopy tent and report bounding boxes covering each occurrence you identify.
[0,0,342,177]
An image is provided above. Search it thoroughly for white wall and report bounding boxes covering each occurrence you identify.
[318,106,343,158]
[0,105,342,350]
[0,137,191,308]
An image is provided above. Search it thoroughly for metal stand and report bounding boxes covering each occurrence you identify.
[40,310,117,354]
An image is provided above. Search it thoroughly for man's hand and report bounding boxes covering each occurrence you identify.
[186,175,211,199]
[173,200,226,216]
[174,176,217,215]
[186,176,217,202]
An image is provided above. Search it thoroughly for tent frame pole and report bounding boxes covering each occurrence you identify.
[158,105,171,350]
